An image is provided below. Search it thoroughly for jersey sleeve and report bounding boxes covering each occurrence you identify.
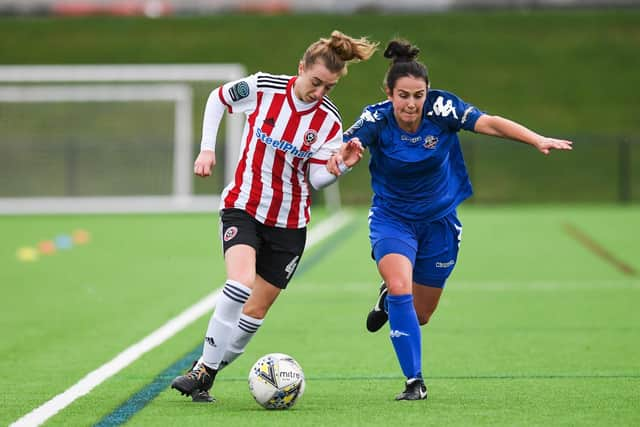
[307,162,338,190]
[427,90,484,132]
[343,105,380,148]
[216,73,259,115]
[199,89,227,152]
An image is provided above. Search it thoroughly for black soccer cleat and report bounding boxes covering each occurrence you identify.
[171,360,216,401]
[366,282,389,332]
[191,389,215,403]
[395,378,428,401]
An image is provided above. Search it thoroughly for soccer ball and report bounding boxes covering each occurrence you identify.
[248,353,305,409]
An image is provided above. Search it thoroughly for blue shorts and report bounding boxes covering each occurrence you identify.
[369,207,462,288]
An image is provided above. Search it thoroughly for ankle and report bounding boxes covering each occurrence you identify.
[203,363,218,377]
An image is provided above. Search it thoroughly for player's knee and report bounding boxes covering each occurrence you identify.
[242,303,268,320]
[386,280,412,295]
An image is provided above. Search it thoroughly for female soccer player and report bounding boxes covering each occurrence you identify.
[171,31,377,402]
[329,39,573,401]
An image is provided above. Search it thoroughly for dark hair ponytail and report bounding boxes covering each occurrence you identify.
[383,39,429,91]
[383,40,420,63]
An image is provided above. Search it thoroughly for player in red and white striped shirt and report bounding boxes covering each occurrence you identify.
[216,71,343,228]
[172,31,378,402]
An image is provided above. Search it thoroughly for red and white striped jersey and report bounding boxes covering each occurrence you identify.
[216,72,343,229]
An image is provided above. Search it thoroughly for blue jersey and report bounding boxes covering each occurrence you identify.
[344,89,484,221]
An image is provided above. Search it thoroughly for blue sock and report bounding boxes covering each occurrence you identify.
[387,294,422,379]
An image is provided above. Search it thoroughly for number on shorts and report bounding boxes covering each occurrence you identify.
[285,256,300,279]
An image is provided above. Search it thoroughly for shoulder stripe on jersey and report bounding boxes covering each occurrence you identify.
[257,75,289,84]
[257,83,288,91]
[257,79,287,87]
[321,97,341,122]
[258,74,289,83]
[257,77,289,89]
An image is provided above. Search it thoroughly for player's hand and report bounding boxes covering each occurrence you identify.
[340,138,364,167]
[535,137,573,155]
[194,150,216,177]
[326,138,364,176]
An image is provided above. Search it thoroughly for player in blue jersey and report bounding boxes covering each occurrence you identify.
[328,39,573,401]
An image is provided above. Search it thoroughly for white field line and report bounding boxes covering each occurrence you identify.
[10,210,353,427]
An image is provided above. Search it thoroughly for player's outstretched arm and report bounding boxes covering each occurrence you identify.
[474,114,573,155]
[194,150,216,177]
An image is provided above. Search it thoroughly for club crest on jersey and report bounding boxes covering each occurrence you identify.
[228,81,250,102]
[303,129,318,146]
[423,135,438,149]
[223,226,238,242]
